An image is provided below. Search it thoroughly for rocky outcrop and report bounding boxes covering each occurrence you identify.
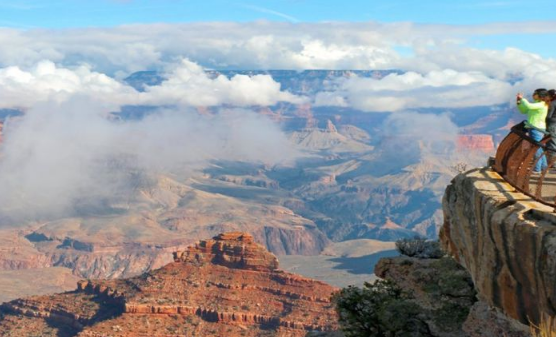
[463,301,531,337]
[0,230,52,270]
[173,232,279,271]
[122,303,326,331]
[318,174,336,185]
[251,226,329,256]
[375,255,533,336]
[214,174,280,188]
[441,167,556,326]
[46,247,173,279]
[325,119,338,133]
[0,232,339,336]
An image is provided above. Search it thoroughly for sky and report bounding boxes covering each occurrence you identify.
[1,0,556,219]
[3,0,556,26]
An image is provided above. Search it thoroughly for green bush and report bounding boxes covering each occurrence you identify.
[333,256,477,336]
[396,237,444,259]
[430,258,475,298]
[332,279,429,336]
[432,302,471,332]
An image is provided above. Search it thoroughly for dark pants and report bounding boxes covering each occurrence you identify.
[548,124,556,153]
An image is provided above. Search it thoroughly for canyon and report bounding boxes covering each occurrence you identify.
[0,70,521,308]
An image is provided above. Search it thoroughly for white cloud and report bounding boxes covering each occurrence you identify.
[140,59,305,106]
[384,112,459,144]
[382,112,459,158]
[0,59,304,110]
[0,60,135,110]
[397,46,556,80]
[315,69,513,112]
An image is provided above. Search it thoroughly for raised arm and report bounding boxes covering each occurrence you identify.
[518,98,545,113]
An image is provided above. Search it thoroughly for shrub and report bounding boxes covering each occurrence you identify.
[530,314,556,337]
[432,302,471,332]
[430,258,475,298]
[334,256,476,336]
[396,236,444,259]
[332,279,429,337]
[451,162,469,174]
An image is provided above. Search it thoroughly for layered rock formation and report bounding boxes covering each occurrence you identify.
[0,232,339,336]
[0,172,330,283]
[173,232,279,271]
[441,167,556,326]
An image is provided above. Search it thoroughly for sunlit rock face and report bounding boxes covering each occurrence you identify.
[0,232,339,337]
[173,232,279,271]
[441,167,556,325]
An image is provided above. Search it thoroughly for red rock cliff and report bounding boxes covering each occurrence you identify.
[0,232,339,337]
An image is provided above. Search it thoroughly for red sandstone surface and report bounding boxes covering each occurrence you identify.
[0,232,339,336]
[457,134,495,152]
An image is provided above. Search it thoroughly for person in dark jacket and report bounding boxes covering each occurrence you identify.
[546,89,556,155]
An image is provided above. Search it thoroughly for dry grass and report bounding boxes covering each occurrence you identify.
[530,314,556,337]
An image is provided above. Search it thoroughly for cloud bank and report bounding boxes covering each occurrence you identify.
[0,101,298,222]
[1,21,556,75]
[2,21,555,113]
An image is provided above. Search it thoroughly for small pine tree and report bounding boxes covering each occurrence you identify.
[396,236,444,259]
[332,279,429,336]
